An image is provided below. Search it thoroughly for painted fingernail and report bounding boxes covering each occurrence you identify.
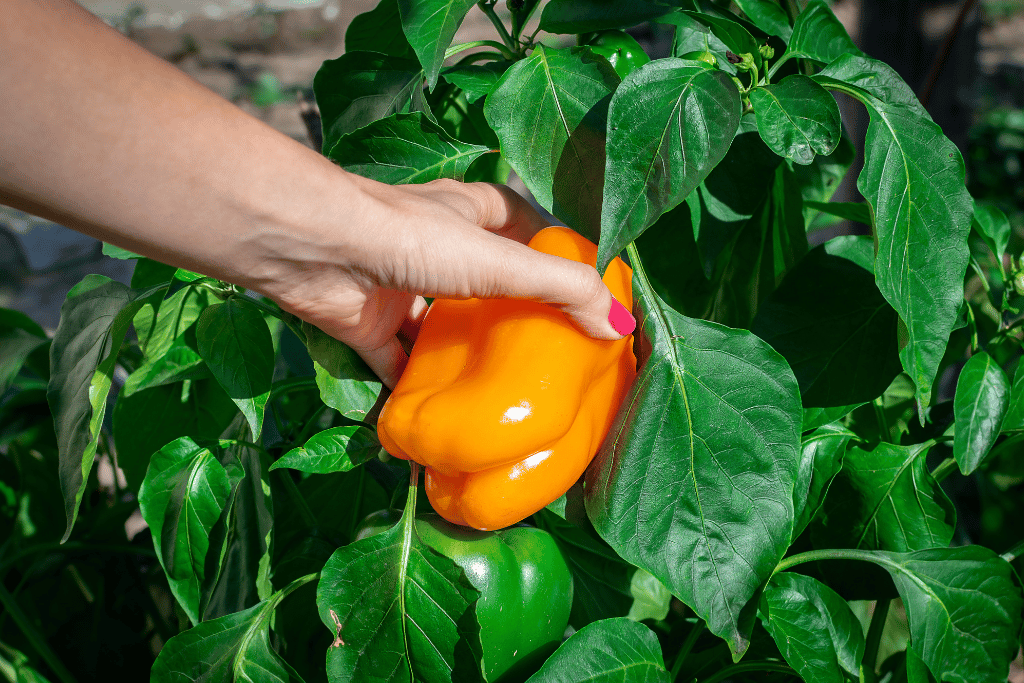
[608,297,636,336]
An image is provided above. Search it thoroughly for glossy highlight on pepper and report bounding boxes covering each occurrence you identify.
[377,226,637,530]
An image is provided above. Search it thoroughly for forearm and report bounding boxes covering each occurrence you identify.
[0,0,368,293]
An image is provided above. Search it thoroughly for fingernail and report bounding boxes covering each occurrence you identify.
[608,297,636,336]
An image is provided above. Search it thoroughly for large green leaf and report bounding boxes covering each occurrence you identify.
[301,322,382,422]
[441,61,511,104]
[760,573,865,683]
[46,275,164,541]
[813,442,955,552]
[533,510,634,629]
[953,351,1010,475]
[751,244,902,407]
[150,573,315,682]
[793,423,853,540]
[398,0,476,88]
[586,287,802,658]
[524,618,670,682]
[732,0,792,40]
[783,0,862,65]
[270,425,381,474]
[329,112,489,184]
[484,45,618,242]
[750,75,841,165]
[138,437,237,625]
[816,55,973,409]
[316,497,481,682]
[196,298,275,441]
[598,58,740,271]
[346,0,414,58]
[868,547,1023,683]
[0,308,48,395]
[113,378,238,491]
[539,0,672,33]
[314,51,427,157]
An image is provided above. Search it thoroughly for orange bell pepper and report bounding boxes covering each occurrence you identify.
[376,226,637,530]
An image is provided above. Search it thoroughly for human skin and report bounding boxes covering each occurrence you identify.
[0,0,634,388]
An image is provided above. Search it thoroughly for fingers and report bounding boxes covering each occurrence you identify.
[356,336,408,391]
[470,233,636,341]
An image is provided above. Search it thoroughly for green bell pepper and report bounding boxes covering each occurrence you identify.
[586,30,651,79]
[356,510,574,682]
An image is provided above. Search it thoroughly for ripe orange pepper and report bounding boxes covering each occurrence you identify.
[377,226,637,530]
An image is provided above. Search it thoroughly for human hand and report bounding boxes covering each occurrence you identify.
[256,177,636,388]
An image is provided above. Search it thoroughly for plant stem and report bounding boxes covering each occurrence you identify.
[862,599,891,683]
[445,39,515,61]
[0,582,79,683]
[699,661,795,683]
[1001,538,1024,563]
[918,0,979,107]
[965,300,980,353]
[670,620,706,681]
[781,0,801,23]
[774,547,871,574]
[477,0,516,53]
[929,456,958,483]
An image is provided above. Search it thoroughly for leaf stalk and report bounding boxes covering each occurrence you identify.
[861,598,891,683]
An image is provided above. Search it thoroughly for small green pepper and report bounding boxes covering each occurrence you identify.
[586,30,650,79]
[356,510,574,682]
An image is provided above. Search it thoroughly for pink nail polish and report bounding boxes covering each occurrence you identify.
[608,298,636,336]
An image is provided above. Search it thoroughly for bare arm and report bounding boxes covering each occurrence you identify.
[0,0,634,386]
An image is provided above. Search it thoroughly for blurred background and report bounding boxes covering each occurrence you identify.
[2,0,1023,331]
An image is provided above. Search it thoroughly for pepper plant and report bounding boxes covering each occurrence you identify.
[1,0,1023,682]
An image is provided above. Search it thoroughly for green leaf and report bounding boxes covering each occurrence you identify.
[440,61,510,104]
[586,289,802,658]
[751,244,902,407]
[534,509,634,629]
[346,0,414,58]
[270,425,381,474]
[113,378,238,491]
[1000,361,1024,432]
[599,59,741,271]
[484,45,619,242]
[784,0,862,64]
[196,298,275,440]
[733,0,792,41]
[804,200,872,227]
[760,573,865,683]
[46,275,164,541]
[793,423,853,540]
[524,618,669,682]
[689,123,782,278]
[812,442,955,552]
[0,309,48,396]
[750,75,841,165]
[301,322,382,421]
[398,0,476,88]
[329,112,490,184]
[952,351,1010,474]
[150,574,315,682]
[314,51,427,157]
[802,404,863,431]
[138,437,236,625]
[539,0,672,33]
[122,330,210,398]
[871,546,1023,683]
[316,505,481,682]
[972,200,1011,263]
[627,569,672,623]
[101,242,142,259]
[816,54,973,409]
[126,283,213,392]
